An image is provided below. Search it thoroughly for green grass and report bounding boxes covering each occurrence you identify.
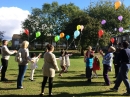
[0,54,128,97]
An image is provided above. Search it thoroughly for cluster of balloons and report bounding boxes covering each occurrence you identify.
[115,1,121,10]
[74,25,84,39]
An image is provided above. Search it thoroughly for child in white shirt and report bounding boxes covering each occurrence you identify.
[29,53,42,81]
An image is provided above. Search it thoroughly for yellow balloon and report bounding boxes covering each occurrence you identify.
[77,25,81,30]
[115,1,121,10]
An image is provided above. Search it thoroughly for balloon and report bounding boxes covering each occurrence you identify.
[110,38,115,43]
[60,32,64,38]
[101,20,106,25]
[36,31,41,38]
[119,27,123,32]
[74,30,80,39]
[118,15,123,21]
[77,25,81,30]
[115,1,121,10]
[66,35,70,40]
[24,29,29,36]
[80,25,84,31]
[98,30,104,38]
[54,35,60,42]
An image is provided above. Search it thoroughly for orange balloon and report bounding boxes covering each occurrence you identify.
[115,1,121,10]
[60,32,64,38]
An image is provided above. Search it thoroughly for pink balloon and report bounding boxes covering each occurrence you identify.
[119,27,123,32]
[80,25,84,31]
[101,20,106,25]
[118,16,123,21]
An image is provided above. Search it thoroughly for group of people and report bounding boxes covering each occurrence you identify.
[1,39,130,96]
[84,41,130,96]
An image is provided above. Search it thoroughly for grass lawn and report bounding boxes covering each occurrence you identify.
[0,54,128,97]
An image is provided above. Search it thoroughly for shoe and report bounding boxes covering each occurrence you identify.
[40,93,44,96]
[87,79,91,83]
[17,86,23,89]
[29,78,34,81]
[110,88,118,92]
[122,92,130,96]
[103,83,110,86]
[1,78,8,81]
[59,74,62,77]
[49,93,53,96]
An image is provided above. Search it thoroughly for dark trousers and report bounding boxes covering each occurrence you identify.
[114,64,130,93]
[86,67,92,79]
[114,64,120,77]
[103,65,111,85]
[1,58,8,80]
[41,76,53,94]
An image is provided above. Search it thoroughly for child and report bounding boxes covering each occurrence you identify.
[59,50,66,76]
[99,46,116,86]
[29,53,42,81]
[85,54,94,83]
[92,56,100,78]
[64,51,72,72]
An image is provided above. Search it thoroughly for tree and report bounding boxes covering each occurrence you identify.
[0,31,5,45]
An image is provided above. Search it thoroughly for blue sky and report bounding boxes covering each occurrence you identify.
[0,0,129,12]
[0,0,129,40]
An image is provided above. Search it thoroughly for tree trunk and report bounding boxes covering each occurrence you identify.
[80,47,84,56]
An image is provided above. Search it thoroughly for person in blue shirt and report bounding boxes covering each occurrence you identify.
[85,54,94,83]
[99,46,116,86]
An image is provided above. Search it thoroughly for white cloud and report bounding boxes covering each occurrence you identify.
[0,7,30,40]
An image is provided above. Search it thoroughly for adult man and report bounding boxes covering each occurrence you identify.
[110,41,130,96]
[1,40,17,81]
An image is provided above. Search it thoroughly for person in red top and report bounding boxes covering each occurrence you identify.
[92,56,100,78]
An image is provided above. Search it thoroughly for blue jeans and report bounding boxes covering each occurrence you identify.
[114,64,130,93]
[17,65,27,88]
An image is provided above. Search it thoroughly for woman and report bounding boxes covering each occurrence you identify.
[40,44,59,96]
[17,41,33,89]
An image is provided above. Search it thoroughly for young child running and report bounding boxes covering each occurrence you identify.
[29,53,42,81]
[92,56,100,78]
[85,54,94,83]
[99,46,116,86]
[64,51,72,72]
[59,50,66,76]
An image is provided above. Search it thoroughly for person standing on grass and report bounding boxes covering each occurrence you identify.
[92,55,100,78]
[85,54,94,83]
[29,53,42,81]
[99,46,116,86]
[64,51,72,72]
[17,41,34,89]
[110,41,130,96]
[1,40,17,81]
[40,44,59,96]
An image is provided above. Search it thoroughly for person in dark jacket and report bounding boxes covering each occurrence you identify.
[110,41,130,96]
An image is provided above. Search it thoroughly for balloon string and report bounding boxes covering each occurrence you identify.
[95,38,100,51]
[30,38,36,42]
[66,38,75,50]
[77,32,82,47]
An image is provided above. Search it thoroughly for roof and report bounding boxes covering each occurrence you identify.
[12,34,21,39]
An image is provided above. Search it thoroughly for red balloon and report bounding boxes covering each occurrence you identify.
[98,30,104,38]
[24,29,29,36]
[110,38,115,43]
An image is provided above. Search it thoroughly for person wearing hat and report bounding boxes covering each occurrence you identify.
[99,46,116,86]
[110,41,130,96]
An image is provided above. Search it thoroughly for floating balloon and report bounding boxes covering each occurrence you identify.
[24,29,29,36]
[60,32,64,38]
[77,25,81,30]
[80,25,84,31]
[74,30,80,39]
[54,35,60,42]
[101,20,106,25]
[98,30,104,38]
[66,35,70,40]
[118,15,123,21]
[115,1,121,10]
[36,31,41,38]
[110,38,115,43]
[119,27,123,32]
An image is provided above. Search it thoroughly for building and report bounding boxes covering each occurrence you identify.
[12,34,22,49]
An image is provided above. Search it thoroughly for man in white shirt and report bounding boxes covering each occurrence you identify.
[1,40,17,81]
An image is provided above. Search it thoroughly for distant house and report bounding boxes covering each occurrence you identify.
[12,34,22,49]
